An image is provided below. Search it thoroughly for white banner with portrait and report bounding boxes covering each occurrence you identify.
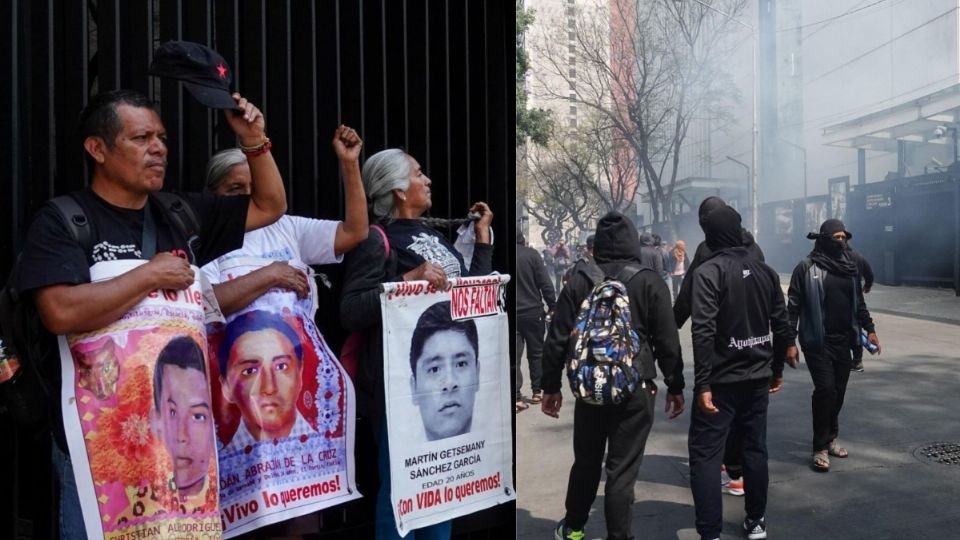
[381,275,515,536]
[206,257,359,538]
[60,260,221,540]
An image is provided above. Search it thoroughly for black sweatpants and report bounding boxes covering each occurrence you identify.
[804,340,852,451]
[852,343,863,361]
[689,379,770,539]
[564,382,657,540]
[515,314,546,398]
[723,425,744,479]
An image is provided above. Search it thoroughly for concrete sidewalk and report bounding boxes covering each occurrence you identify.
[778,274,960,326]
[516,289,960,539]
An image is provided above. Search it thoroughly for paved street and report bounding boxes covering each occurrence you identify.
[515,280,960,539]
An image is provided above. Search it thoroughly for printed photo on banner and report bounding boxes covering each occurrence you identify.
[805,198,828,234]
[775,203,794,236]
[60,260,221,540]
[206,257,358,537]
[828,176,849,221]
[381,276,515,536]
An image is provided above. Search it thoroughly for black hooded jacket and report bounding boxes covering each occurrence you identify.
[849,248,874,291]
[691,248,796,391]
[516,239,556,318]
[690,207,795,392]
[787,220,875,353]
[674,228,764,327]
[542,213,684,395]
[787,258,875,353]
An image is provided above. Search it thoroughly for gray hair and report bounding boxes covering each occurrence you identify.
[204,148,247,192]
[362,148,410,218]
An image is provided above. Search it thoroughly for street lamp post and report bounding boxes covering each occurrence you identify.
[725,155,750,209]
[779,138,808,201]
[683,0,758,238]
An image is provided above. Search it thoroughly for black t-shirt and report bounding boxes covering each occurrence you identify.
[18,188,249,452]
[823,271,854,341]
[20,188,249,291]
[385,219,468,278]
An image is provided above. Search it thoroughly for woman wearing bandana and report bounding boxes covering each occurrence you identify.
[787,219,881,473]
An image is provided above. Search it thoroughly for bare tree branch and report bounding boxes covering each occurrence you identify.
[528,0,746,224]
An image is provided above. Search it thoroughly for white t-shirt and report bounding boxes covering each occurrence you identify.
[201,215,342,285]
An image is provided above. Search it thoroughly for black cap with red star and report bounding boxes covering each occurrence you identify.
[149,41,239,110]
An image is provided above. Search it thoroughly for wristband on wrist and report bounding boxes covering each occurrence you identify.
[240,136,272,157]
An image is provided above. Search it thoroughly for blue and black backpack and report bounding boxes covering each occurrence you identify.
[566,263,643,406]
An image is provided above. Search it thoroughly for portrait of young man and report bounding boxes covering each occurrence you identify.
[218,310,316,450]
[408,301,481,442]
[151,336,215,502]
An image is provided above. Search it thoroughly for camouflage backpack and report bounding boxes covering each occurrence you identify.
[566,264,643,406]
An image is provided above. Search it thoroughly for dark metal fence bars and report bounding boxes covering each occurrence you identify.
[0,1,516,538]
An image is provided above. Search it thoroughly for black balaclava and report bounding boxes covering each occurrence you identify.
[517,230,526,246]
[807,219,857,276]
[593,212,641,265]
[702,206,743,251]
[698,196,727,226]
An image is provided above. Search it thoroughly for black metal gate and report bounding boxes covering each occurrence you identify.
[0,1,516,538]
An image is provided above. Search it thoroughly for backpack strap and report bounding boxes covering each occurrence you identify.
[49,194,92,253]
[152,192,201,237]
[371,223,398,278]
[577,260,605,287]
[370,224,390,257]
[152,192,202,261]
[140,197,157,259]
[614,264,644,285]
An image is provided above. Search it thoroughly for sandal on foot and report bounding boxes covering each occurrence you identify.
[828,443,848,458]
[812,450,830,472]
[529,392,543,404]
[515,401,530,413]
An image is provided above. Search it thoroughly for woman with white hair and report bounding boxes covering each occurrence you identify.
[340,148,494,540]
[202,125,368,316]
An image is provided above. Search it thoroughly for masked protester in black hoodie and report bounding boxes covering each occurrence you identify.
[688,206,798,540]
[542,212,685,540]
[674,196,765,328]
[788,219,880,473]
[676,196,766,496]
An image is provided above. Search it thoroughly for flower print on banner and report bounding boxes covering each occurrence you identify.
[60,259,220,540]
[206,256,359,538]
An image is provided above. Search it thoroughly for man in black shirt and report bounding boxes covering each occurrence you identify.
[541,212,684,540]
[688,206,797,540]
[515,231,556,409]
[19,89,287,537]
[847,247,874,372]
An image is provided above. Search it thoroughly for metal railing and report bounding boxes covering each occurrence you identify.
[0,1,516,537]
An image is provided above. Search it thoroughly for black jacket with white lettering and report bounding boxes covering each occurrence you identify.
[690,247,796,393]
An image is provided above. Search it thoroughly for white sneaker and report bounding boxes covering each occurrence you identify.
[720,465,744,496]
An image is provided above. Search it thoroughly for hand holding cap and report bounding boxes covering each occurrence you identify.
[149,41,240,110]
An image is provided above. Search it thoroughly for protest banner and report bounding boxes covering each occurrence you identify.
[206,257,359,537]
[61,260,221,540]
[381,275,515,536]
